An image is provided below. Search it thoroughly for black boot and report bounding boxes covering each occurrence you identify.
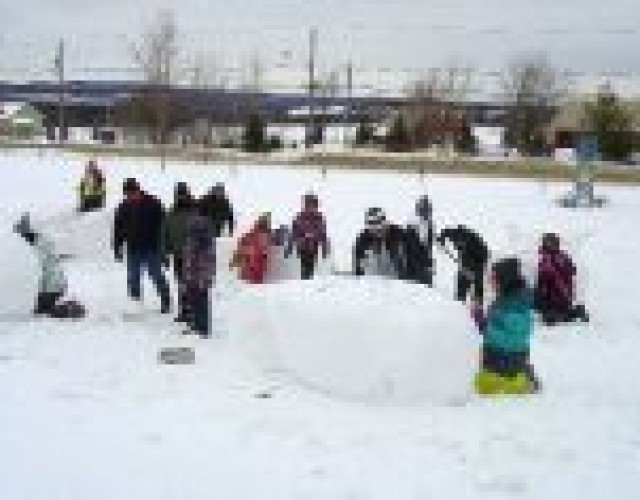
[160,297,171,314]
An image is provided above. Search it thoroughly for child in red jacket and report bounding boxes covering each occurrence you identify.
[231,214,272,284]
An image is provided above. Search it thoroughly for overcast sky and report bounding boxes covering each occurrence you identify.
[1,0,639,90]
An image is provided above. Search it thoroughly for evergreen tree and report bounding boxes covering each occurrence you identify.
[583,85,633,162]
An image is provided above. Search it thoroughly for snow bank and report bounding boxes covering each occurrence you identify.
[0,228,39,316]
[229,277,479,405]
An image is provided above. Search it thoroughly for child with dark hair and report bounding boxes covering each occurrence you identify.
[437,225,489,305]
[471,257,539,395]
[534,233,589,326]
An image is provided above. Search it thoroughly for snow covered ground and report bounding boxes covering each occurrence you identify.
[1,148,639,499]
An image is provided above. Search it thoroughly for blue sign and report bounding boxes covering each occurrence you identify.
[576,135,600,163]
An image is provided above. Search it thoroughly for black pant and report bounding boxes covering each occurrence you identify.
[482,345,529,377]
[126,251,171,310]
[185,286,210,337]
[173,256,189,319]
[79,195,104,213]
[481,345,539,390]
[35,291,64,315]
[299,251,318,280]
[540,304,589,326]
[456,265,485,304]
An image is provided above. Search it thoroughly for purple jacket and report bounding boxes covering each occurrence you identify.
[535,249,575,309]
[290,209,329,256]
[182,215,216,290]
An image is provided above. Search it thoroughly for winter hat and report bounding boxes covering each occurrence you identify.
[13,213,37,245]
[175,181,190,196]
[415,195,432,220]
[303,192,319,208]
[255,213,272,230]
[541,233,561,253]
[491,257,527,298]
[365,207,386,231]
[123,177,140,194]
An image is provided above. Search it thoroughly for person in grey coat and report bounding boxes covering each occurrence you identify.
[14,213,84,318]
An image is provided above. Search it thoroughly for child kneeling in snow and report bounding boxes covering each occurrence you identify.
[13,214,85,319]
[534,233,589,326]
[471,257,539,395]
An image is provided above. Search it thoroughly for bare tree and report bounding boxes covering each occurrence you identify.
[130,9,181,167]
[401,65,474,150]
[501,54,566,156]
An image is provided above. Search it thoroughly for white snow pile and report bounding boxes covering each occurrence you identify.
[0,227,39,316]
[229,276,479,405]
[34,209,114,263]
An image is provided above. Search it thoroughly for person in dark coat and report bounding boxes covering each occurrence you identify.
[437,225,489,304]
[404,195,435,285]
[181,198,216,338]
[534,233,589,326]
[354,207,408,278]
[112,178,171,313]
[202,183,235,238]
[287,193,330,280]
[164,182,195,322]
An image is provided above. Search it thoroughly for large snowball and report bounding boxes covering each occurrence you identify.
[0,229,39,316]
[34,210,114,264]
[229,277,479,405]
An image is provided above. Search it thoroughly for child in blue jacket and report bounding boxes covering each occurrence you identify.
[471,257,539,395]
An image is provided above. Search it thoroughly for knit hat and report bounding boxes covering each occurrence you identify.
[175,181,190,196]
[415,195,432,220]
[365,207,386,231]
[123,177,140,194]
[13,213,37,245]
[541,233,561,253]
[303,192,319,208]
[491,257,527,297]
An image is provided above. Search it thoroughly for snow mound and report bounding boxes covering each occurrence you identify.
[34,209,114,263]
[0,228,39,316]
[229,277,479,405]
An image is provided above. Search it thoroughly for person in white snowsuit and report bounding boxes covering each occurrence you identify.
[353,208,408,278]
[13,214,84,318]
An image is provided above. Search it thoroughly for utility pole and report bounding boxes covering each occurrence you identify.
[55,38,65,145]
[343,59,353,146]
[307,27,317,149]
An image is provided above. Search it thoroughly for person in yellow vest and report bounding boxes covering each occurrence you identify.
[78,160,106,212]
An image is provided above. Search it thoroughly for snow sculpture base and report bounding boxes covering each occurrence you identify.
[230,277,479,405]
[0,229,39,316]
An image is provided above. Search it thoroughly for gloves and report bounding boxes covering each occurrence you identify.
[322,246,330,259]
[114,249,123,262]
[161,255,171,268]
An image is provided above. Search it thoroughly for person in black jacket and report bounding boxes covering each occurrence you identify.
[202,183,235,238]
[113,178,171,313]
[353,207,408,278]
[404,195,435,285]
[437,225,489,304]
